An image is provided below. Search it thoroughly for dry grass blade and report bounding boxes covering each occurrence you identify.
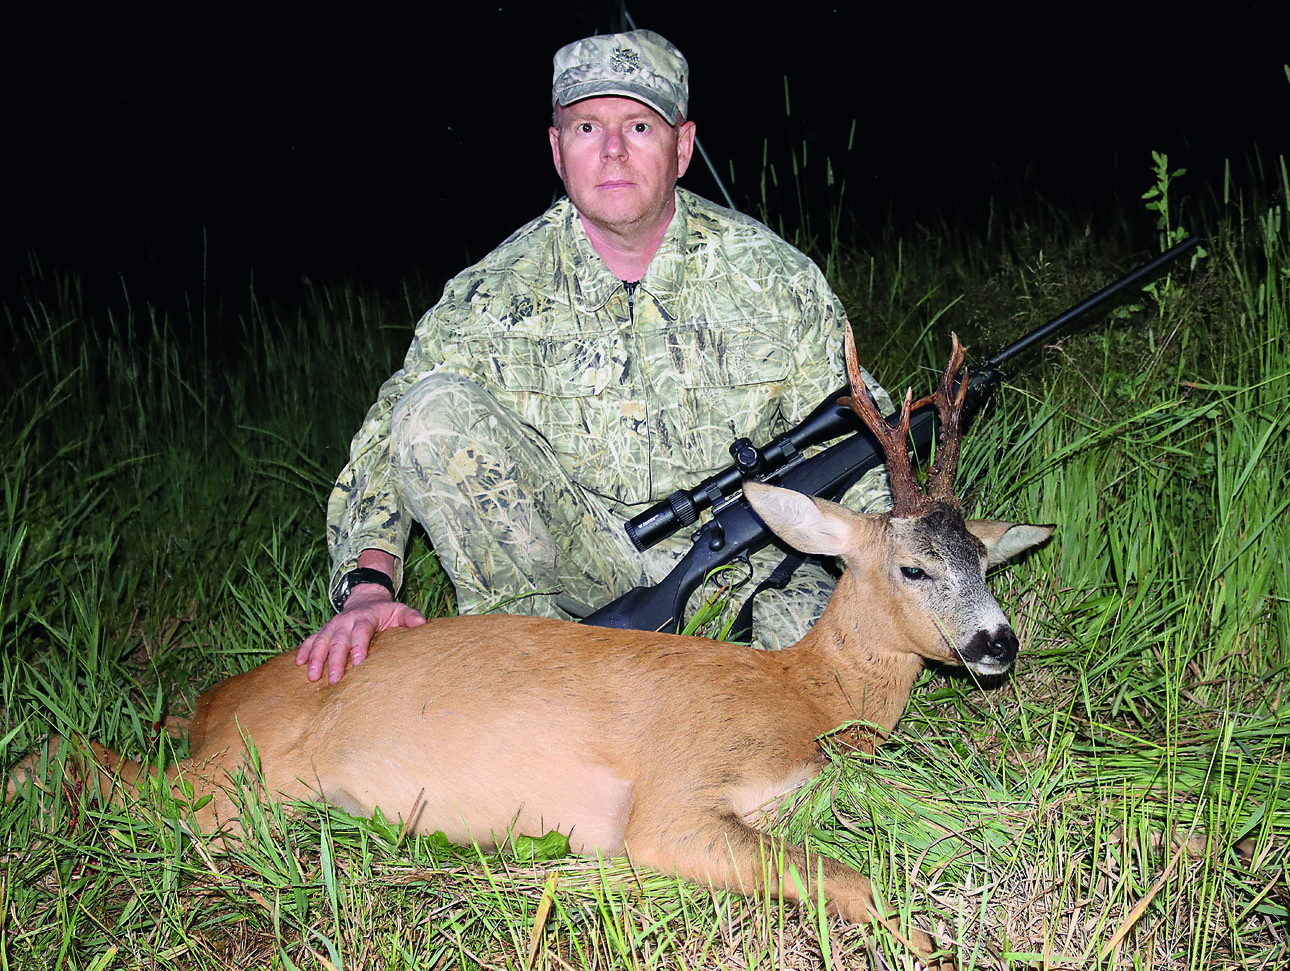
[1097,839,1186,961]
[526,871,559,969]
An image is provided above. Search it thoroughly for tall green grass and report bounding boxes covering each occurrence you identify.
[1,149,1287,969]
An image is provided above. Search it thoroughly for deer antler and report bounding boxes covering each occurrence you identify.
[910,333,968,504]
[840,329,969,516]
[840,327,923,515]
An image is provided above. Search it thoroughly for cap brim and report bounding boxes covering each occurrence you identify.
[555,81,679,123]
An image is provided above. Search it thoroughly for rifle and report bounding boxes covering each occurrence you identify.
[581,236,1201,636]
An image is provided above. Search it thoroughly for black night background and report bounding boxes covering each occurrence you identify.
[5,2,1285,329]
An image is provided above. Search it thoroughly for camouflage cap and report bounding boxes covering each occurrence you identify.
[552,29,689,123]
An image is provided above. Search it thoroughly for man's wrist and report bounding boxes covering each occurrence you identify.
[332,568,396,612]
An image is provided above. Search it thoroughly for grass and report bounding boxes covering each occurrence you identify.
[2,145,1288,969]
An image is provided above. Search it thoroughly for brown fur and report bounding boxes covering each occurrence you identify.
[7,482,1053,970]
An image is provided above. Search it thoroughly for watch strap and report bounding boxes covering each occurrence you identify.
[333,568,396,611]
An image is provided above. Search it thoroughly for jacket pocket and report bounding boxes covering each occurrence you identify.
[662,323,793,391]
[462,332,616,398]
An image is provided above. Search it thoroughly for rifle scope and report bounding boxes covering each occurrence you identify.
[624,392,860,551]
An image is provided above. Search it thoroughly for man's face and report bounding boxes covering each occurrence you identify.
[549,96,696,239]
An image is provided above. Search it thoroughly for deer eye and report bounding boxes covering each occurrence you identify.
[899,566,927,580]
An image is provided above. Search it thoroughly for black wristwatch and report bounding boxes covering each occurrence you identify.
[332,568,396,612]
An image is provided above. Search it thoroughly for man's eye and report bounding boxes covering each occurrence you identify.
[632,123,649,133]
[578,123,594,134]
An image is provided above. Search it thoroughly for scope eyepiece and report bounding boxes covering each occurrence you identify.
[625,489,699,552]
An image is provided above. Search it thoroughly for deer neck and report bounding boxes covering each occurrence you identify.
[788,570,924,736]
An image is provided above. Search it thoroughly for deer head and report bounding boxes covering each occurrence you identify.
[846,328,1052,674]
[747,331,1052,681]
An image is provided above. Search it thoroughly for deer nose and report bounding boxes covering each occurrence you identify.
[981,627,1018,661]
[962,626,1018,668]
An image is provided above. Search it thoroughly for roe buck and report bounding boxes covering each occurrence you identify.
[8,332,1053,969]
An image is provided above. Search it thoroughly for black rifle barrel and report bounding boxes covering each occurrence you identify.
[982,234,1201,368]
[623,235,1201,553]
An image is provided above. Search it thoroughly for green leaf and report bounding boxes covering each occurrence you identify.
[511,830,572,862]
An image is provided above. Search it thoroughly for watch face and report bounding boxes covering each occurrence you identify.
[333,577,355,611]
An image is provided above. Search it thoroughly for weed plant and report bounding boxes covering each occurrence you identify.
[1,143,1287,968]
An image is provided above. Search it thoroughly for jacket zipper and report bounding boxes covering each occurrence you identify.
[622,280,651,496]
[623,280,637,321]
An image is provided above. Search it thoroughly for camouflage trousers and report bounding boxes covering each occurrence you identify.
[389,373,845,650]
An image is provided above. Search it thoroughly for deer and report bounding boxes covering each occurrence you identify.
[7,331,1053,970]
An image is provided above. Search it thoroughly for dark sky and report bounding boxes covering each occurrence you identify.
[5,2,1286,312]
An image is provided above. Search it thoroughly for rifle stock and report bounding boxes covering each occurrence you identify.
[582,236,1200,635]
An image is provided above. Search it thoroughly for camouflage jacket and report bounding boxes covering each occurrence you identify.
[328,188,891,593]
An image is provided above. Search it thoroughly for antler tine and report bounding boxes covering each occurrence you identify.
[840,327,926,516]
[909,332,969,504]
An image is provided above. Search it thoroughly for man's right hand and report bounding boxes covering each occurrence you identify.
[296,584,427,685]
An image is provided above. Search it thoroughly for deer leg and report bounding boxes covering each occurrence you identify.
[6,734,231,836]
[6,734,150,806]
[628,811,952,969]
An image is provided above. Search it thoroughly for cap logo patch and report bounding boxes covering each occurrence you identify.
[610,47,640,74]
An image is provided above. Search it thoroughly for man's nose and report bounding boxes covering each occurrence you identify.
[600,131,626,160]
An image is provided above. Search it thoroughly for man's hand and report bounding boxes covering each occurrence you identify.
[296,584,427,684]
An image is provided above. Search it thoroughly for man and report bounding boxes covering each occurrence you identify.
[297,29,891,684]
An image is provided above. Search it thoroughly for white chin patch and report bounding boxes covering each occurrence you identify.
[967,657,1013,677]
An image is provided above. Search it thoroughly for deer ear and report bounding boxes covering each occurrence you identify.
[742,481,862,557]
[966,520,1056,566]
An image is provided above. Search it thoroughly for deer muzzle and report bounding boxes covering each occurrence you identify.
[959,625,1019,675]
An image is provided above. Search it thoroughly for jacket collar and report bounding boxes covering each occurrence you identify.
[564,190,690,318]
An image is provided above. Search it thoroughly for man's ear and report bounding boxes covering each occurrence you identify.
[549,124,564,180]
[675,120,696,178]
